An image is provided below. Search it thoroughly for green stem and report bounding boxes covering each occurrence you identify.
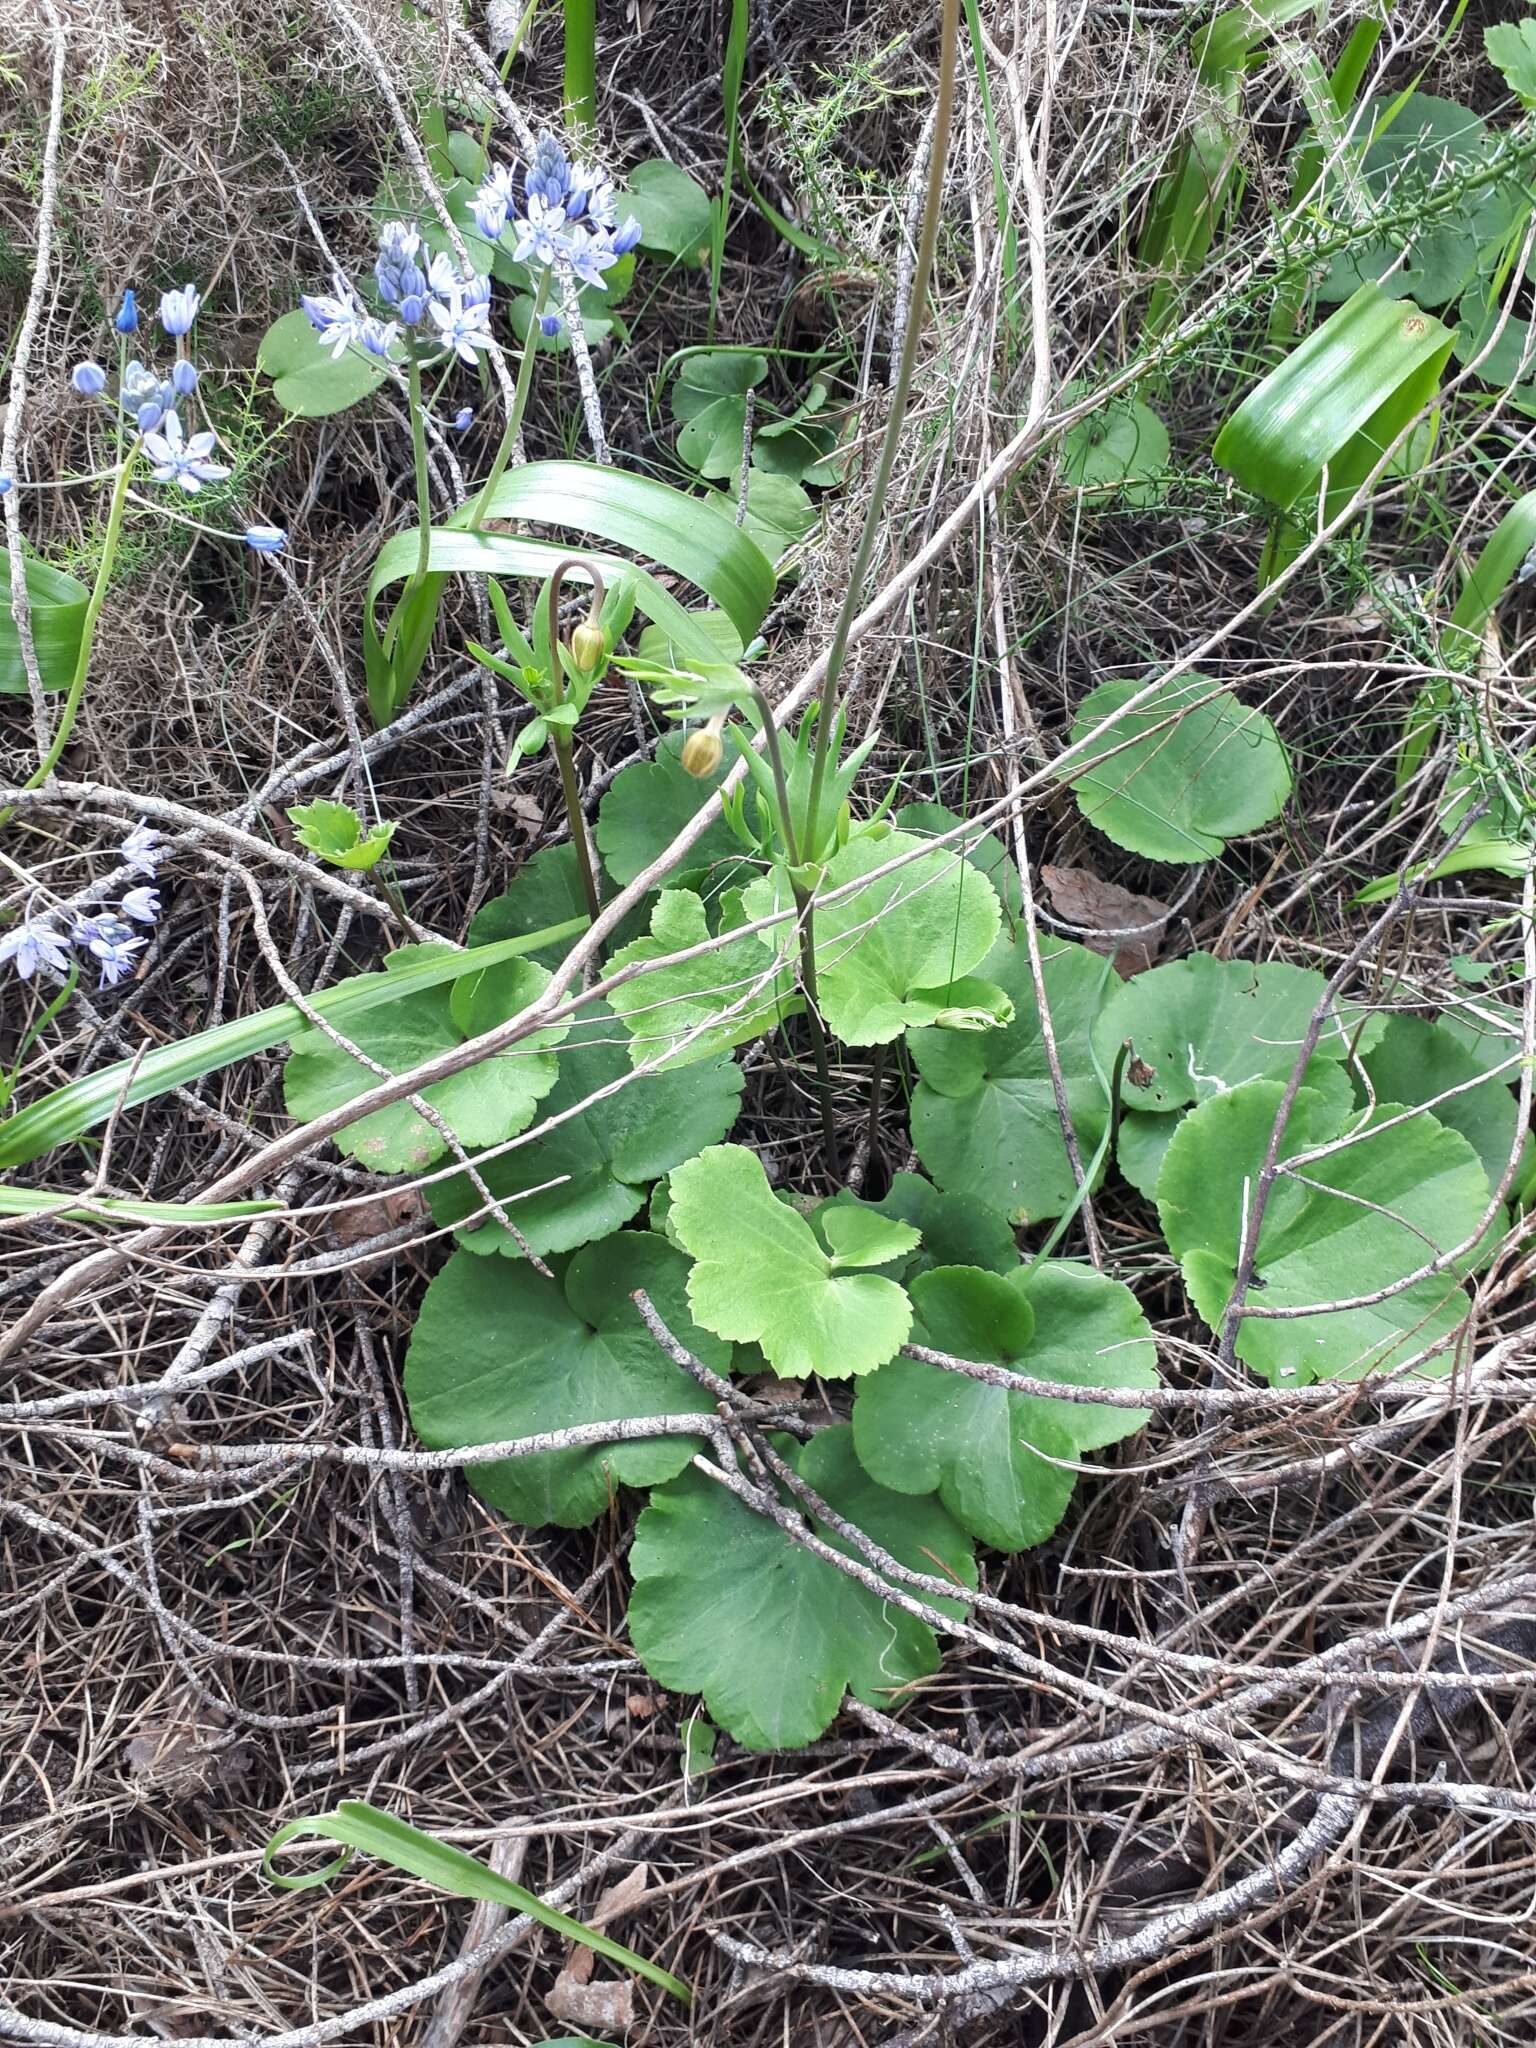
[553,732,602,928]
[791,879,840,1180]
[800,0,960,859]
[10,446,138,809]
[464,273,549,534]
[562,0,597,133]
[750,685,801,867]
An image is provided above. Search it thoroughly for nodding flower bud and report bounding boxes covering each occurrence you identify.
[71,361,107,395]
[568,619,606,671]
[681,725,725,778]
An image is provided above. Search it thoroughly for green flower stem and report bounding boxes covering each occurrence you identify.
[464,273,550,534]
[562,0,597,133]
[801,0,959,858]
[553,729,602,928]
[8,444,138,812]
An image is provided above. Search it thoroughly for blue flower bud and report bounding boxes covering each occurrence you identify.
[539,312,562,338]
[452,406,474,431]
[398,292,427,327]
[114,289,140,333]
[0,476,12,496]
[71,362,107,396]
[136,402,164,433]
[244,524,286,554]
[611,216,643,257]
[158,285,201,337]
[171,359,198,396]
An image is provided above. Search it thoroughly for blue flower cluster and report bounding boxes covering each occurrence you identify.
[67,287,283,553]
[301,221,493,366]
[0,824,162,988]
[474,131,640,334]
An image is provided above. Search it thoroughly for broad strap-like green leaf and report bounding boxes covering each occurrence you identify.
[263,1799,688,2003]
[282,946,564,1171]
[853,1262,1157,1552]
[0,551,89,695]
[0,922,585,1170]
[403,1233,722,1529]
[910,937,1113,1225]
[608,890,801,1069]
[1158,1078,1489,1383]
[428,1001,742,1257]
[365,461,773,722]
[628,1424,976,1750]
[742,829,1003,1047]
[668,1144,913,1378]
[1062,674,1291,863]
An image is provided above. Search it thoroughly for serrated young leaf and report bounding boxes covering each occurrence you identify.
[594,732,744,890]
[742,830,1002,1047]
[1063,675,1291,863]
[282,947,562,1171]
[428,1001,743,1257]
[853,1262,1157,1552]
[820,1174,1018,1280]
[895,802,1024,920]
[815,1204,922,1272]
[669,1145,912,1378]
[1158,1078,1488,1384]
[911,937,1112,1224]
[403,1234,723,1529]
[627,1423,976,1750]
[289,798,397,872]
[608,891,800,1069]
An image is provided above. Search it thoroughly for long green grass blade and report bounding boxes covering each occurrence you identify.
[711,0,749,334]
[264,1801,690,2004]
[0,1189,283,1226]
[0,918,586,1170]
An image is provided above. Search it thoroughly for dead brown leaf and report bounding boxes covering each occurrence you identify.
[1041,863,1172,977]
[545,1863,652,2035]
[329,1183,427,1254]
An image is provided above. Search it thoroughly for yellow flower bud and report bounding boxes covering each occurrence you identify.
[681,726,724,777]
[569,618,606,670]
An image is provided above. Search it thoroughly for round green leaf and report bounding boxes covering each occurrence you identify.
[403,1234,722,1529]
[742,829,1003,1047]
[715,469,817,559]
[853,1262,1157,1552]
[468,844,646,968]
[895,802,1024,920]
[258,309,395,417]
[282,947,561,1171]
[608,889,801,1069]
[1060,389,1170,501]
[672,352,768,477]
[1358,1012,1525,1196]
[1158,1078,1488,1383]
[910,937,1112,1225]
[624,159,715,265]
[669,1144,913,1379]
[594,732,744,890]
[628,1423,976,1750]
[819,1173,1017,1281]
[1062,674,1292,863]
[428,1001,743,1257]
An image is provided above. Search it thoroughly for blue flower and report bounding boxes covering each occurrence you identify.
[119,823,161,876]
[0,476,12,496]
[451,405,474,431]
[358,317,399,359]
[171,359,199,397]
[611,216,642,257]
[0,917,70,981]
[72,914,145,987]
[119,885,161,924]
[244,524,286,553]
[472,163,518,241]
[159,284,201,336]
[375,221,427,309]
[71,362,107,395]
[301,293,365,359]
[142,412,232,494]
[427,291,493,364]
[569,235,620,290]
[114,289,140,334]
